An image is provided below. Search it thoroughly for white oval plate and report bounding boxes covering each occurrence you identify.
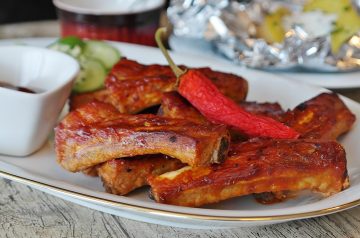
[0,38,360,229]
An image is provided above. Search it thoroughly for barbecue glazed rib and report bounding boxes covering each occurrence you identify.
[70,58,248,113]
[55,102,230,172]
[283,93,355,140]
[98,154,184,195]
[94,92,201,194]
[253,93,355,204]
[95,93,192,194]
[148,139,349,207]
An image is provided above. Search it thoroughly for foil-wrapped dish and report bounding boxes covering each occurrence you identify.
[168,0,360,72]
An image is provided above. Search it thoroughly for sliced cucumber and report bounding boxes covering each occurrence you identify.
[83,40,121,70]
[48,36,85,58]
[48,37,121,93]
[72,59,107,93]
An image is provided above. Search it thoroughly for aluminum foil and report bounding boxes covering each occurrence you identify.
[168,0,360,72]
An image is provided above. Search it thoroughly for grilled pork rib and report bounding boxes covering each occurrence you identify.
[95,92,203,194]
[148,139,349,207]
[283,93,355,139]
[98,155,184,195]
[253,93,356,204]
[70,58,248,113]
[55,102,230,172]
[94,93,207,195]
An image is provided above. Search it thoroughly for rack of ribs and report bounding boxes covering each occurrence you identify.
[94,92,287,195]
[55,101,230,172]
[69,58,248,113]
[147,92,354,206]
[148,139,349,207]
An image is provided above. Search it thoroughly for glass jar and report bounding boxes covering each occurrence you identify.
[53,0,166,46]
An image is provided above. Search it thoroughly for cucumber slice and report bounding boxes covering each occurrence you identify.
[48,37,120,93]
[72,59,107,93]
[48,36,85,58]
[84,40,121,69]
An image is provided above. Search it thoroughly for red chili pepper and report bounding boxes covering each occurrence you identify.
[155,28,299,139]
[178,69,299,138]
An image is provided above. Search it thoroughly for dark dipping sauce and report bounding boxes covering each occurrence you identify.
[0,82,37,94]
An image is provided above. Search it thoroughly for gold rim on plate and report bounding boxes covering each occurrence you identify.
[0,169,359,222]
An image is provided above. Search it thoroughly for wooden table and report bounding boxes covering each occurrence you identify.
[1,21,360,238]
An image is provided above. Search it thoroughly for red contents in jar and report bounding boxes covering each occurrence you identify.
[57,7,163,46]
[61,20,158,46]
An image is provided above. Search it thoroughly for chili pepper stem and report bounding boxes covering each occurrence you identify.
[155,27,186,80]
